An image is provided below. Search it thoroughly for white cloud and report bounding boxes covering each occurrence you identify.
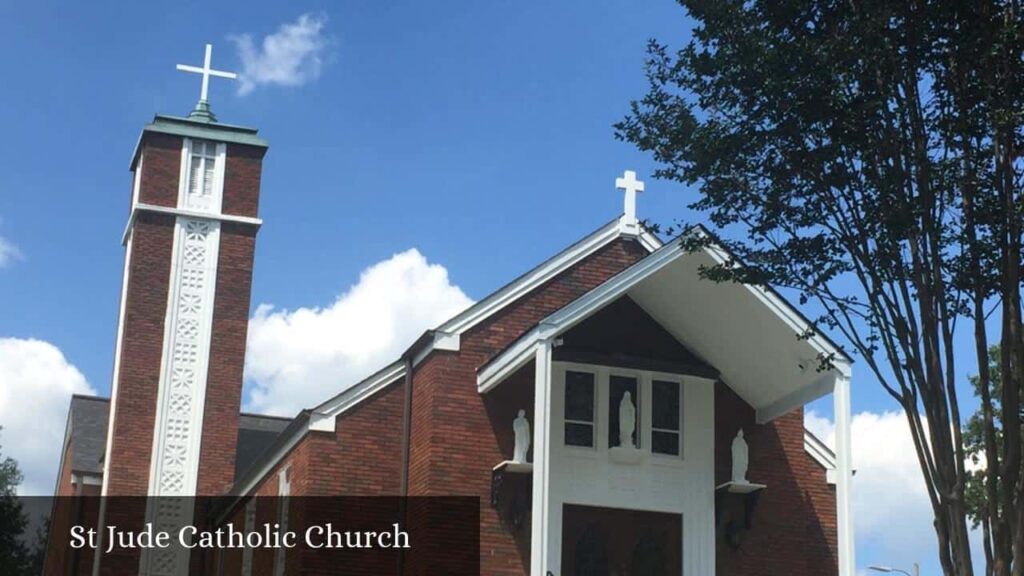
[808,409,984,574]
[0,234,22,268]
[231,13,330,95]
[244,249,473,416]
[0,338,95,495]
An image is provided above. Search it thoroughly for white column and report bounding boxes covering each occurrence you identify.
[834,372,855,576]
[530,340,553,576]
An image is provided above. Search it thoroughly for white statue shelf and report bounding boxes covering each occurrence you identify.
[717,428,765,493]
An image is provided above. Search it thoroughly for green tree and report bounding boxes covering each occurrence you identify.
[966,347,1024,576]
[617,1,1023,574]
[0,427,32,574]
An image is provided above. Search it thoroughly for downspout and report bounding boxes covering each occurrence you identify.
[396,352,415,576]
[399,354,414,496]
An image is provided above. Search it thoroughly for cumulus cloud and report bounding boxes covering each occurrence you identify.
[244,249,473,416]
[807,409,984,574]
[231,13,330,95]
[0,338,95,495]
[0,234,22,268]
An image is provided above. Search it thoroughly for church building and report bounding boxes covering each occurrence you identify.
[46,44,855,576]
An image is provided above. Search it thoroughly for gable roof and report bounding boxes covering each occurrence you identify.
[235,413,292,479]
[233,214,851,494]
[67,395,109,475]
[477,230,852,422]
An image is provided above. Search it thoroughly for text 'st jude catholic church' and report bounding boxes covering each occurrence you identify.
[45,44,857,576]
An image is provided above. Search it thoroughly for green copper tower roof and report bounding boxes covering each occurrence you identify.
[187,99,219,122]
[130,113,269,169]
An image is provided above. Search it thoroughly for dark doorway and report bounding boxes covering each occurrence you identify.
[562,504,681,576]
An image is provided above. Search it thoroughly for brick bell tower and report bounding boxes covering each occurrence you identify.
[96,44,267,573]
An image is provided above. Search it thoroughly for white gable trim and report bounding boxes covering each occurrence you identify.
[230,362,407,499]
[477,236,850,417]
[804,430,838,485]
[438,217,662,339]
[438,219,624,336]
[478,239,687,394]
[407,218,661,367]
[311,361,407,430]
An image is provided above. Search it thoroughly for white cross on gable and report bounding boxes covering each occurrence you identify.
[615,169,645,230]
[176,44,237,103]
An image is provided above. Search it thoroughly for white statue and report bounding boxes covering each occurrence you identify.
[731,428,749,483]
[619,391,636,448]
[513,409,530,463]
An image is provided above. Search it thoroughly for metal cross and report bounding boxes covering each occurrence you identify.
[176,44,237,103]
[615,170,645,225]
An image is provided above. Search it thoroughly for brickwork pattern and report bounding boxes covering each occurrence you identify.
[409,239,649,576]
[105,210,175,495]
[196,223,258,496]
[714,383,838,575]
[137,133,183,208]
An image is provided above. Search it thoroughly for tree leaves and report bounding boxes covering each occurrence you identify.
[616,1,1023,574]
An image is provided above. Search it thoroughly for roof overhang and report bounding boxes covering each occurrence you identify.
[130,114,268,171]
[478,235,852,423]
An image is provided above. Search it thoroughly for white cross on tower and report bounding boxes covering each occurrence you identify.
[615,169,645,232]
[176,44,237,105]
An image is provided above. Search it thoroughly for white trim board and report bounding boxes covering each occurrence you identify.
[229,362,408,500]
[477,235,851,421]
[804,430,838,485]
[408,218,664,368]
[311,361,407,428]
[121,203,262,245]
[438,218,625,336]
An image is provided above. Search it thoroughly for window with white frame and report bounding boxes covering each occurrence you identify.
[651,379,682,456]
[564,370,596,447]
[185,140,218,210]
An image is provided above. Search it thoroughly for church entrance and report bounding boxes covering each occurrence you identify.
[561,504,682,576]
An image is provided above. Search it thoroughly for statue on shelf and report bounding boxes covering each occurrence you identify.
[619,391,636,449]
[513,409,530,463]
[731,428,749,483]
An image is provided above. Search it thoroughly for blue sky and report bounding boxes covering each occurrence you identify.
[0,1,985,574]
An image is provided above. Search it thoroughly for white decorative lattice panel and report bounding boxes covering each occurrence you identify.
[141,217,220,576]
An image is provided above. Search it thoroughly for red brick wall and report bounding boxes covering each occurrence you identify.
[136,133,182,208]
[44,439,105,576]
[196,141,265,495]
[196,222,258,495]
[231,381,405,574]
[714,383,838,575]
[42,440,75,575]
[108,132,264,497]
[407,238,648,576]
[223,144,265,218]
[105,210,175,495]
[303,380,405,495]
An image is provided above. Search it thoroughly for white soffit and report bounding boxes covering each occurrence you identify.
[479,237,851,421]
[628,247,845,415]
